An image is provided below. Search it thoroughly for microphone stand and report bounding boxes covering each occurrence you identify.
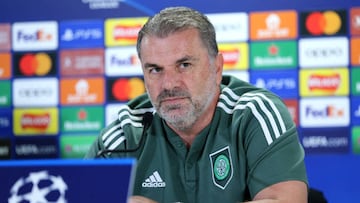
[96,112,153,158]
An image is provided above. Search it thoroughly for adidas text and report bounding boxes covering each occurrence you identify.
[142,182,166,188]
[142,171,166,188]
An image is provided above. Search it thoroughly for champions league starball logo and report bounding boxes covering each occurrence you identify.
[8,170,68,203]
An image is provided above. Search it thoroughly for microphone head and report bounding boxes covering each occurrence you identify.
[142,112,153,126]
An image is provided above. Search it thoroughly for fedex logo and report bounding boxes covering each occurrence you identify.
[305,105,343,118]
[110,55,137,66]
[16,29,52,42]
[300,97,349,127]
[12,21,58,51]
[105,47,141,76]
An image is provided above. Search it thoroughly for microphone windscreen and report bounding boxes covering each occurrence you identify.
[142,112,153,126]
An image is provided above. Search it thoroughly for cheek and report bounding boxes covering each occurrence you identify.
[145,82,159,100]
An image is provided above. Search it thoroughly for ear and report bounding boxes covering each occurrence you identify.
[215,53,224,86]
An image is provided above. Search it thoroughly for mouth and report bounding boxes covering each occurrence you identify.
[161,97,187,105]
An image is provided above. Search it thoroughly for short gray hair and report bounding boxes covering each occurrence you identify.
[136,6,218,59]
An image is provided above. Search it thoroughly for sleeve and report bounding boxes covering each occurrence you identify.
[84,120,126,159]
[239,92,308,198]
[84,134,105,159]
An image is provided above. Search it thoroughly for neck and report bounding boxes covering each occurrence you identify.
[168,97,218,147]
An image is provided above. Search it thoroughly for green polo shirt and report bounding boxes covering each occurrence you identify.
[85,75,308,202]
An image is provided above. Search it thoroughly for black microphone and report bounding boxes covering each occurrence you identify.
[96,112,153,158]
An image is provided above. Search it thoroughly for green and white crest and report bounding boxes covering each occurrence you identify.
[209,146,233,189]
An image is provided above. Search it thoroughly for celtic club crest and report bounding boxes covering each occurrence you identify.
[209,146,233,189]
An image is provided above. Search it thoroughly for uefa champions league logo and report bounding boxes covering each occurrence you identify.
[8,170,68,203]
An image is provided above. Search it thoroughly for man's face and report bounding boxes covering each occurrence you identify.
[139,28,223,131]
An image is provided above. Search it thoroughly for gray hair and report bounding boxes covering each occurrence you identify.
[136,6,218,59]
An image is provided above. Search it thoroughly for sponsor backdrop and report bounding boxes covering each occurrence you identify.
[0,0,359,202]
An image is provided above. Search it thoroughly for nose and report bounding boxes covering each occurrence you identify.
[161,68,181,90]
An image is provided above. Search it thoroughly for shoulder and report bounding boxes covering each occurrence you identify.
[219,75,288,115]
[100,94,154,149]
[218,76,294,144]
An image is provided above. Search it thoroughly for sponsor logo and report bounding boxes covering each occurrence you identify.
[352,127,360,154]
[61,106,104,132]
[283,99,298,126]
[60,48,104,76]
[351,68,360,95]
[12,21,58,51]
[13,108,58,135]
[0,52,11,79]
[250,40,297,68]
[299,68,349,96]
[207,12,248,42]
[250,10,297,40]
[300,97,349,127]
[82,0,121,9]
[0,138,11,159]
[13,52,56,77]
[300,10,347,36]
[209,146,233,189]
[0,80,11,107]
[351,38,360,66]
[350,8,360,36]
[300,128,349,154]
[13,78,58,107]
[15,137,58,158]
[105,104,125,125]
[299,37,349,68]
[107,77,145,102]
[0,24,11,50]
[142,171,166,188]
[59,20,103,48]
[218,43,248,70]
[251,69,298,98]
[8,171,67,202]
[105,47,141,76]
[351,98,360,125]
[105,17,148,46]
[0,109,12,134]
[60,77,104,105]
[60,134,96,158]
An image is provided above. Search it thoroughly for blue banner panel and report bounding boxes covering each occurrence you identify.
[0,158,136,203]
[300,127,350,154]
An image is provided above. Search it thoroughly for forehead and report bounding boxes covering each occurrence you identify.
[139,29,207,61]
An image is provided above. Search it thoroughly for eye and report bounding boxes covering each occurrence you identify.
[178,62,191,71]
[148,67,162,74]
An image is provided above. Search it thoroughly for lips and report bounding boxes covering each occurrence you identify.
[161,97,187,104]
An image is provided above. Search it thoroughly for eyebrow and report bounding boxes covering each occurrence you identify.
[176,55,197,64]
[143,62,161,70]
[143,55,198,70]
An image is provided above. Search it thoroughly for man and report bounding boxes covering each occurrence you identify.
[86,6,308,203]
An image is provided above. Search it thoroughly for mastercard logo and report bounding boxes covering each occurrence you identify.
[301,10,346,36]
[15,52,56,76]
[108,77,145,102]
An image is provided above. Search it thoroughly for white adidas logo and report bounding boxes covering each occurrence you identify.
[142,171,166,188]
